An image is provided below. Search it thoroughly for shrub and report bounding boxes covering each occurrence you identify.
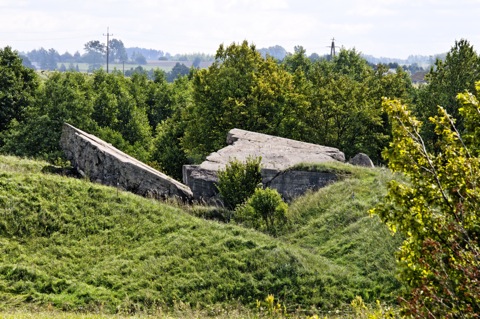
[216,156,262,210]
[235,187,288,235]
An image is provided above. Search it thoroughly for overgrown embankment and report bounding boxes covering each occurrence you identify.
[284,162,404,301]
[0,156,402,314]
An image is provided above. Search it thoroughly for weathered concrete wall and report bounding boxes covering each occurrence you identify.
[183,128,345,203]
[263,169,338,201]
[60,123,193,202]
[183,165,220,203]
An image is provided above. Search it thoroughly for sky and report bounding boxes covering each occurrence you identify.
[1,0,480,59]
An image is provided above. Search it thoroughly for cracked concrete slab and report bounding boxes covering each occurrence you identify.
[183,128,345,203]
[60,123,193,202]
[199,128,345,171]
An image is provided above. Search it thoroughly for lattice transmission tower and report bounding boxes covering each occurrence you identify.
[328,37,340,60]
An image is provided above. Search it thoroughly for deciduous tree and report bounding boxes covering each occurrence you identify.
[149,76,194,179]
[182,41,306,161]
[416,39,480,150]
[108,38,127,63]
[1,71,96,159]
[372,96,480,318]
[84,40,105,68]
[0,47,39,134]
[303,50,413,162]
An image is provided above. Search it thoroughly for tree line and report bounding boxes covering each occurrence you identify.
[20,38,215,73]
[23,39,146,72]
[1,40,477,180]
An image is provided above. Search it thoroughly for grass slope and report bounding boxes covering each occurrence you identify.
[0,156,402,314]
[285,163,404,302]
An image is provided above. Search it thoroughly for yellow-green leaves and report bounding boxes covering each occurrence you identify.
[372,95,480,317]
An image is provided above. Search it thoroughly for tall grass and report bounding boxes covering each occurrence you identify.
[0,156,402,316]
[285,163,404,302]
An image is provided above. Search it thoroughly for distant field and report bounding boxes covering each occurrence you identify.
[59,60,213,73]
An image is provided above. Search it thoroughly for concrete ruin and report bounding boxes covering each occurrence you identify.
[60,123,193,202]
[183,128,346,202]
[60,124,356,205]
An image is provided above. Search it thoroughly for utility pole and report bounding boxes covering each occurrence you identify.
[103,27,113,73]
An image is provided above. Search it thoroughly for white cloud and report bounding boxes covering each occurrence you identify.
[0,0,479,58]
[0,0,28,7]
[324,23,375,36]
[347,6,396,17]
[220,0,288,10]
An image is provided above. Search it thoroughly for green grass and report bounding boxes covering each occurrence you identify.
[0,306,260,319]
[288,161,361,175]
[284,164,404,302]
[0,156,402,316]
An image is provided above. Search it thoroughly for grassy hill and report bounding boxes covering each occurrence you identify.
[0,155,403,315]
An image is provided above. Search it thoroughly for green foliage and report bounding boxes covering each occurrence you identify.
[235,188,288,235]
[181,44,413,164]
[300,50,414,162]
[92,71,152,148]
[149,76,194,179]
[216,156,262,210]
[282,46,312,75]
[167,62,190,83]
[416,39,480,149]
[180,44,413,164]
[1,41,414,173]
[457,81,480,155]
[0,46,39,134]
[332,48,371,81]
[0,155,401,314]
[0,61,193,168]
[151,117,188,181]
[288,161,355,176]
[372,98,480,317]
[145,69,174,128]
[0,69,155,163]
[1,71,96,160]
[182,41,307,160]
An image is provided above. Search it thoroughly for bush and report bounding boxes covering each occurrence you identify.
[235,187,288,235]
[372,98,480,317]
[216,156,262,210]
